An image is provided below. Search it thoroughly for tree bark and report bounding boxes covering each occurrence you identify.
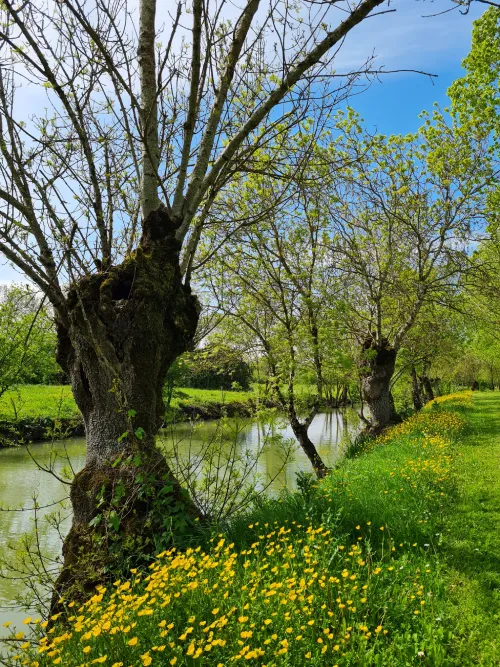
[420,363,434,403]
[51,209,202,611]
[289,416,328,479]
[410,364,423,411]
[360,339,399,433]
[339,384,349,407]
[138,0,161,218]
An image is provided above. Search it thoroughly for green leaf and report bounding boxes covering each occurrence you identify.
[135,427,145,440]
[108,510,120,532]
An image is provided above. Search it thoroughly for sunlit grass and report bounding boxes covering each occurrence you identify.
[0,385,259,422]
[0,385,77,420]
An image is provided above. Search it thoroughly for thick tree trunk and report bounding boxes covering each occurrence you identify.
[410,365,423,411]
[52,209,202,612]
[361,339,399,434]
[289,417,328,479]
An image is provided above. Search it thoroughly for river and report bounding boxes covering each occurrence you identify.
[0,409,359,638]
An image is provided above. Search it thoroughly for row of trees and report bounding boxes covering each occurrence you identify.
[0,0,499,607]
[195,102,494,472]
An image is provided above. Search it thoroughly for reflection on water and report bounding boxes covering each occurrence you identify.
[0,439,86,641]
[0,409,359,634]
[161,409,360,496]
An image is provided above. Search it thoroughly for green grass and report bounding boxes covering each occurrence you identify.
[169,387,257,409]
[0,384,77,420]
[11,391,496,666]
[172,388,252,403]
[7,391,500,666]
[438,392,500,664]
[0,385,258,421]
[0,382,319,423]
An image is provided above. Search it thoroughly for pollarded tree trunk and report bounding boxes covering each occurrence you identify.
[421,376,434,403]
[51,209,202,611]
[410,365,423,411]
[361,339,399,434]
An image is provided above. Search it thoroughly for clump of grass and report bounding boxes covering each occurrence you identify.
[4,393,471,666]
[342,431,373,459]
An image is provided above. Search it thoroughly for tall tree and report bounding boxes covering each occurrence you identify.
[202,159,337,478]
[326,111,491,431]
[450,8,500,391]
[449,6,500,148]
[0,0,390,600]
[394,303,464,410]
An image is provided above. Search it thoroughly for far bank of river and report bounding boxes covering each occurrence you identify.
[0,409,360,639]
[0,383,354,448]
[0,399,273,448]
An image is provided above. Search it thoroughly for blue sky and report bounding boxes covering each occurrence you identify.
[336,0,486,135]
[348,66,464,135]
[0,0,490,283]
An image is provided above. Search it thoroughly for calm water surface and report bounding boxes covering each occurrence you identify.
[0,410,359,637]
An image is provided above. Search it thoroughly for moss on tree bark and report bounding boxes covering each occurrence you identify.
[361,338,400,434]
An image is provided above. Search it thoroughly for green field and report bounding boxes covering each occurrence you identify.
[0,384,258,421]
[12,390,500,665]
[0,384,77,420]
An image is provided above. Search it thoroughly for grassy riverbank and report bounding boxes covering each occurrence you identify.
[8,390,500,665]
[437,392,500,664]
[0,383,324,445]
[0,385,259,422]
[0,385,268,446]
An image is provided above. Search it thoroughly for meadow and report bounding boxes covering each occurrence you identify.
[0,386,257,422]
[5,391,498,666]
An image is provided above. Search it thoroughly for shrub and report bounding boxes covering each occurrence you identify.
[167,347,252,391]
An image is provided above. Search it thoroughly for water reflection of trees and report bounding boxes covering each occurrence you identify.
[162,410,360,499]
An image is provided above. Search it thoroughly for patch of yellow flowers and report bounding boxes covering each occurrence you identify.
[375,392,470,446]
[6,522,437,667]
[429,391,472,407]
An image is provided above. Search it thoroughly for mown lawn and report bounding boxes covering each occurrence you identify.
[0,384,77,420]
[8,391,500,666]
[0,383,320,422]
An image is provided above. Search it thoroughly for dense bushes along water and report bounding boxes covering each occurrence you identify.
[2,393,474,665]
